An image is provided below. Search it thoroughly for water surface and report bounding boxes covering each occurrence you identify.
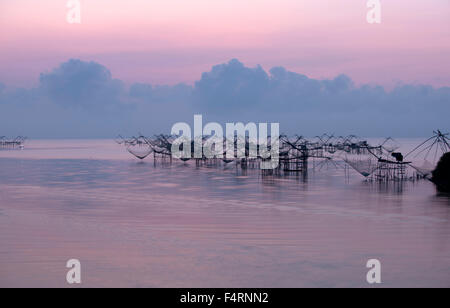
[0,140,449,287]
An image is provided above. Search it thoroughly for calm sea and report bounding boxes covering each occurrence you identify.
[0,139,449,287]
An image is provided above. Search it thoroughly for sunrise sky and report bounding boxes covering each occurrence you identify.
[1,0,449,88]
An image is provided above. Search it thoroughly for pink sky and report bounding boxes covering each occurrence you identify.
[0,0,449,87]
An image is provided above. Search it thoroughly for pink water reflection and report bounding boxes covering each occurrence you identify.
[0,140,449,287]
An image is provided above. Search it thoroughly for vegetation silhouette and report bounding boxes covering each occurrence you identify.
[432,152,450,193]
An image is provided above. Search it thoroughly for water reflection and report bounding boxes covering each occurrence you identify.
[0,140,449,287]
[364,180,408,195]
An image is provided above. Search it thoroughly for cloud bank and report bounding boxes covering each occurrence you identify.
[0,59,449,138]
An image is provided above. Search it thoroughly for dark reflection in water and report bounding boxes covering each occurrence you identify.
[0,140,450,287]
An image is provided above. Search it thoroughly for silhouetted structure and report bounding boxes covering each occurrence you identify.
[0,136,26,149]
[406,130,450,178]
[116,130,449,185]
